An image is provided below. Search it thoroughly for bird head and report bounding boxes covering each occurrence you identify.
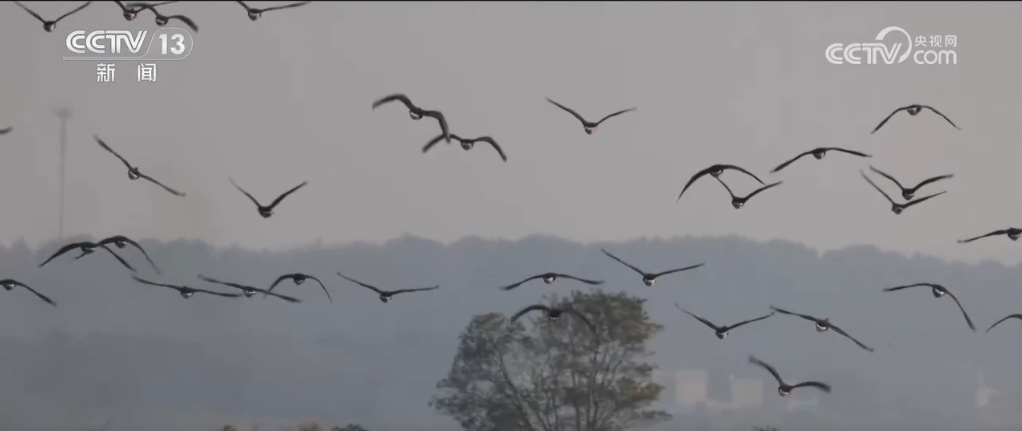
[258,208,274,218]
[931,287,946,298]
[379,294,392,303]
[891,206,904,215]
[1,282,13,291]
[642,277,656,287]
[128,168,141,180]
[180,291,194,299]
[293,275,306,285]
[1010,232,1021,241]
[409,111,422,120]
[815,320,830,332]
[155,16,168,26]
[461,142,474,151]
[583,126,595,135]
[242,290,256,298]
[44,22,57,32]
[901,191,915,200]
[123,11,138,20]
[812,151,826,160]
[247,11,262,20]
[732,200,745,210]
[715,330,728,340]
[542,276,556,284]
[777,387,791,397]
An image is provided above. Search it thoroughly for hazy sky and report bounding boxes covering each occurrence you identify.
[2,2,1020,263]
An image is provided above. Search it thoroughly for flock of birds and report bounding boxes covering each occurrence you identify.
[4,1,1022,403]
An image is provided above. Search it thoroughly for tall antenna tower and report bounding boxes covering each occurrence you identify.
[52,105,72,241]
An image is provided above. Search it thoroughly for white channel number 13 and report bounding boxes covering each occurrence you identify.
[159,33,186,55]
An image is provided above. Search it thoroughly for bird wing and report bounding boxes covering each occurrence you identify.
[556,274,604,285]
[565,308,597,333]
[303,275,332,303]
[235,0,253,11]
[790,381,832,393]
[600,249,646,276]
[126,1,178,9]
[138,173,186,197]
[882,283,931,292]
[421,134,447,154]
[372,93,416,111]
[55,1,92,23]
[0,127,11,134]
[748,356,784,385]
[14,1,46,23]
[99,236,160,274]
[261,1,311,12]
[267,181,308,209]
[723,312,775,331]
[677,167,715,201]
[860,171,896,205]
[769,306,819,323]
[474,136,508,162]
[902,190,947,208]
[196,274,250,291]
[721,165,765,185]
[268,274,295,290]
[132,275,181,292]
[828,147,872,158]
[192,287,243,298]
[38,242,92,267]
[167,15,198,32]
[870,106,910,134]
[113,0,130,12]
[390,285,440,295]
[957,230,1008,244]
[674,303,720,331]
[986,314,1022,333]
[944,290,976,332]
[336,272,383,295]
[97,245,135,272]
[593,107,637,126]
[867,166,906,191]
[714,176,737,199]
[744,181,783,201]
[651,263,705,279]
[4,280,56,306]
[229,177,263,207]
[921,106,961,130]
[829,324,874,352]
[510,304,550,323]
[420,110,451,143]
[545,98,589,125]
[499,274,544,291]
[769,150,812,173]
[94,136,134,170]
[912,173,954,190]
[263,290,302,303]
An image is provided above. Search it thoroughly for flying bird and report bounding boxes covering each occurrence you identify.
[267,273,331,303]
[0,127,12,135]
[95,136,186,197]
[770,147,872,174]
[229,178,307,219]
[499,272,604,291]
[14,1,91,32]
[860,170,946,215]
[715,177,783,209]
[871,104,961,134]
[882,283,975,332]
[510,304,596,333]
[600,248,704,287]
[38,241,135,272]
[986,314,1022,333]
[133,276,241,299]
[136,4,198,32]
[197,275,300,303]
[770,306,874,352]
[677,164,764,201]
[96,235,160,274]
[958,228,1022,244]
[749,355,831,397]
[116,1,177,20]
[336,272,438,303]
[0,279,56,306]
[545,98,636,135]
[236,1,310,21]
[674,303,772,339]
[868,166,954,201]
[422,133,507,162]
[372,93,450,143]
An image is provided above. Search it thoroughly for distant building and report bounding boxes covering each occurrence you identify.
[675,370,708,406]
[731,377,763,407]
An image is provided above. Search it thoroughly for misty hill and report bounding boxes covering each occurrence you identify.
[0,234,1021,431]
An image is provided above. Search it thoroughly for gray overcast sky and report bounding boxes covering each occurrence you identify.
[1,2,1020,263]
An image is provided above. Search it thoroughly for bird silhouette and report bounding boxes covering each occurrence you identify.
[422,133,507,162]
[95,136,186,197]
[267,273,331,303]
[770,306,874,352]
[38,241,135,272]
[499,272,604,291]
[600,249,704,286]
[236,0,310,21]
[14,1,91,32]
[770,147,871,173]
[860,170,946,215]
[871,104,961,134]
[677,164,764,201]
[229,178,308,218]
[0,279,56,306]
[0,127,12,135]
[133,276,241,299]
[197,275,300,303]
[336,272,438,303]
[116,1,177,20]
[545,98,636,135]
[372,93,450,143]
[882,283,975,332]
[715,177,783,209]
[868,165,954,201]
[675,304,772,339]
[957,228,1022,244]
[136,4,198,32]
[986,314,1022,333]
[510,304,596,333]
[96,235,160,274]
[749,355,831,397]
